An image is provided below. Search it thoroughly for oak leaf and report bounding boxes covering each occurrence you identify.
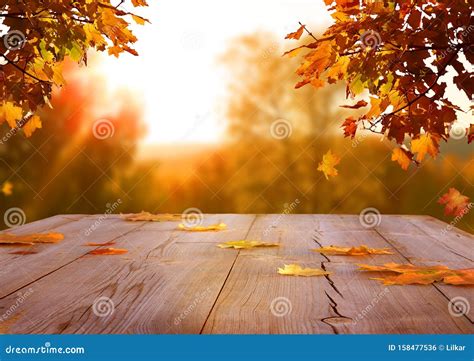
[437,188,471,217]
[317,150,341,179]
[217,240,278,249]
[278,264,330,277]
[312,245,393,256]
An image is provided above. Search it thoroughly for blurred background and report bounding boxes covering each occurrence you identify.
[0,0,472,232]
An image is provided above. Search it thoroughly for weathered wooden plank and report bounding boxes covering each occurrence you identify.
[203,214,473,334]
[376,215,473,321]
[0,216,146,298]
[0,215,256,334]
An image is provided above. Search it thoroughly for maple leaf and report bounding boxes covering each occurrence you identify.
[312,245,393,256]
[0,232,64,245]
[88,247,128,255]
[23,115,42,137]
[178,223,227,232]
[278,264,330,277]
[357,263,473,286]
[217,240,279,249]
[340,100,368,109]
[1,181,13,196]
[391,148,413,171]
[317,150,341,179]
[285,25,305,40]
[123,212,181,222]
[85,241,116,246]
[437,188,471,217]
[411,133,440,162]
[341,117,357,139]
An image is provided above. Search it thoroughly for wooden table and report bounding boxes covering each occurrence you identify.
[0,214,472,334]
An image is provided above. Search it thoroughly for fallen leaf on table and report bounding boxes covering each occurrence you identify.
[437,188,471,217]
[123,211,182,222]
[0,232,64,245]
[84,241,116,246]
[178,223,227,232]
[357,263,474,286]
[217,240,278,249]
[1,181,13,196]
[312,245,393,256]
[9,250,38,255]
[278,264,330,277]
[88,247,128,255]
[317,150,340,179]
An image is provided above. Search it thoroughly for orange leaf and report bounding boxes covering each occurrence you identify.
[317,150,340,179]
[9,250,38,255]
[411,133,439,162]
[88,247,128,255]
[340,100,368,109]
[437,188,471,217]
[391,147,413,171]
[313,245,393,256]
[85,241,116,246]
[285,25,305,40]
[0,232,64,245]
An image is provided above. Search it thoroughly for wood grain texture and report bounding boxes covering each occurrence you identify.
[0,214,472,334]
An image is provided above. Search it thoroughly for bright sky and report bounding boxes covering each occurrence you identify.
[95,0,332,145]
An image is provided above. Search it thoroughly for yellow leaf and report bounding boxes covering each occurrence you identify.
[178,223,227,232]
[1,181,13,196]
[278,264,330,277]
[23,115,42,137]
[317,150,341,179]
[411,133,439,162]
[123,212,181,222]
[131,14,148,25]
[0,102,23,128]
[217,240,279,249]
[391,148,412,170]
[312,245,393,256]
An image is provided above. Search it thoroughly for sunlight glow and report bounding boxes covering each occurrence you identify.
[95,0,332,146]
